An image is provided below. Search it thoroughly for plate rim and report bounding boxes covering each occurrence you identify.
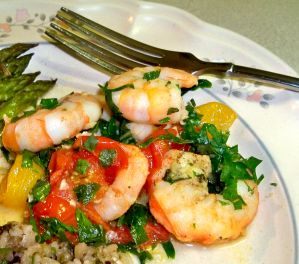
[0,0,298,262]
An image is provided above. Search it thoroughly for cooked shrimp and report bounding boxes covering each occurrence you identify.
[149,150,259,245]
[126,122,157,142]
[107,66,198,124]
[94,144,149,221]
[2,93,102,152]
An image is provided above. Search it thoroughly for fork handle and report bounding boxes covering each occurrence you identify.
[193,61,299,92]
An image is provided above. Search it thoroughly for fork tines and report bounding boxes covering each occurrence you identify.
[46,7,166,75]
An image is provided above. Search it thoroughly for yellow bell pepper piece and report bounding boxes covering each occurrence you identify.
[0,154,44,210]
[0,204,23,226]
[196,102,238,131]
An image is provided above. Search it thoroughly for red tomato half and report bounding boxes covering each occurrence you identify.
[33,193,77,226]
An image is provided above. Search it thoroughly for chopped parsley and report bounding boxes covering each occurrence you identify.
[181,100,264,209]
[99,149,117,168]
[139,133,191,148]
[181,79,212,95]
[74,183,100,204]
[92,117,136,144]
[75,159,90,174]
[162,241,175,259]
[100,83,134,117]
[21,150,35,168]
[167,107,179,115]
[143,70,160,81]
[31,179,51,203]
[117,203,149,245]
[37,217,76,243]
[39,98,60,109]
[159,117,170,124]
[76,208,106,245]
[83,134,98,152]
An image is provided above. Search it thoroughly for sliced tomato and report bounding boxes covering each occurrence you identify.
[33,193,77,226]
[49,149,76,175]
[74,136,129,184]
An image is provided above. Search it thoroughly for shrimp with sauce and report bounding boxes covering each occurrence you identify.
[2,93,102,153]
[33,135,149,225]
[149,149,259,245]
[94,143,149,221]
[107,66,198,124]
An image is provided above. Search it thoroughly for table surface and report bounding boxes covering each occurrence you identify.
[144,0,299,75]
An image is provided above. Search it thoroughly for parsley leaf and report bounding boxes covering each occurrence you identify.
[37,148,53,169]
[139,133,191,148]
[99,149,117,167]
[38,217,76,243]
[31,179,51,203]
[159,117,170,124]
[167,107,179,115]
[83,135,98,152]
[39,98,60,109]
[94,117,136,144]
[181,79,212,95]
[181,100,263,209]
[76,208,106,245]
[162,241,175,259]
[21,149,35,168]
[101,83,134,117]
[75,159,90,174]
[117,203,149,245]
[143,70,160,81]
[74,183,100,204]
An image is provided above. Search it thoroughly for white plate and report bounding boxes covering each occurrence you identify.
[1,1,298,263]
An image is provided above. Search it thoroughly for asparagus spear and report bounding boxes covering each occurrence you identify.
[0,43,38,63]
[0,80,57,120]
[0,72,40,102]
[0,53,34,78]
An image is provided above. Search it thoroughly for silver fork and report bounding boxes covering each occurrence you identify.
[45,7,299,92]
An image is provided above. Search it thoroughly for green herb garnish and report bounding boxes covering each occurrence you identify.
[39,98,60,109]
[139,133,191,148]
[143,70,160,81]
[159,117,170,124]
[75,208,106,245]
[100,83,134,117]
[99,149,117,168]
[75,159,90,174]
[162,241,175,259]
[181,100,264,209]
[167,107,179,115]
[117,203,149,245]
[31,179,51,203]
[83,134,98,152]
[21,149,35,168]
[38,217,76,243]
[74,183,100,204]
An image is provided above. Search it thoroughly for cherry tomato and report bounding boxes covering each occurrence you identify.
[33,193,77,226]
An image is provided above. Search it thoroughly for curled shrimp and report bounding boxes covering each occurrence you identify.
[107,66,198,124]
[2,93,102,152]
[93,144,149,221]
[149,150,259,245]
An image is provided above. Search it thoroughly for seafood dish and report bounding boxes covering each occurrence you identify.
[0,44,263,264]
